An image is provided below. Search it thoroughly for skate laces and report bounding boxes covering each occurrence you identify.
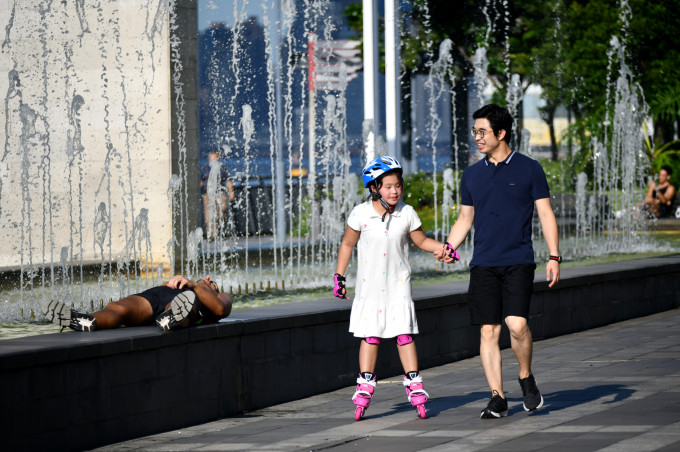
[353,375,377,400]
[403,374,429,400]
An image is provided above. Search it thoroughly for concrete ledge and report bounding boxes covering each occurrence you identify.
[1,255,679,451]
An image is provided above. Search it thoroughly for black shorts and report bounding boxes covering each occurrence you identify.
[467,263,536,325]
[136,286,185,318]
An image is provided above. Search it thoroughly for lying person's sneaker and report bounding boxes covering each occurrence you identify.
[156,290,196,331]
[69,310,97,332]
[44,301,96,332]
[44,300,71,328]
[480,390,508,419]
[518,373,544,411]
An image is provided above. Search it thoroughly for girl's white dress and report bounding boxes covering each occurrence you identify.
[347,200,421,338]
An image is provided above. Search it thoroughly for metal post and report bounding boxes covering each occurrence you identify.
[385,0,401,162]
[273,0,286,247]
[362,0,380,161]
[307,32,319,243]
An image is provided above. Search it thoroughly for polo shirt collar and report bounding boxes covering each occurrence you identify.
[483,150,516,166]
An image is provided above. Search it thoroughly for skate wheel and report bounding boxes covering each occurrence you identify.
[417,404,427,419]
[354,406,365,421]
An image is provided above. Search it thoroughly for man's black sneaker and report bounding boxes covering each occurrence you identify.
[156,291,195,331]
[44,300,97,332]
[518,374,544,411]
[480,391,508,419]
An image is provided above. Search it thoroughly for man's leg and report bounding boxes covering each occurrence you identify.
[480,323,504,396]
[479,323,508,418]
[506,315,543,411]
[505,315,533,379]
[93,295,154,329]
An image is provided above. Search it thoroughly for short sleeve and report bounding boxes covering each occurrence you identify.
[407,205,422,232]
[531,161,550,200]
[347,205,362,231]
[460,170,473,206]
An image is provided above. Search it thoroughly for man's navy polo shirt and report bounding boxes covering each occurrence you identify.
[460,151,550,268]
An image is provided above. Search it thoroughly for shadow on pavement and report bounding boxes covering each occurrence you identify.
[529,384,635,416]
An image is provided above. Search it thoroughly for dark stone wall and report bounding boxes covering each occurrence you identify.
[170,0,200,263]
[1,255,679,451]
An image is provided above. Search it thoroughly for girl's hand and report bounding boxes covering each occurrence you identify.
[444,242,460,262]
[434,248,450,262]
[333,273,349,299]
[434,243,459,263]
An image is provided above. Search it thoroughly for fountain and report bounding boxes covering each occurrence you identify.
[0,0,673,333]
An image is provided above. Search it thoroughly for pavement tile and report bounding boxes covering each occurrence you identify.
[95,308,680,451]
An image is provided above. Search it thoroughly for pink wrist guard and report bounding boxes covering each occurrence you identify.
[333,273,348,299]
[445,242,460,261]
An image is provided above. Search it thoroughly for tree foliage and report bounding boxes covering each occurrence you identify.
[344,0,680,181]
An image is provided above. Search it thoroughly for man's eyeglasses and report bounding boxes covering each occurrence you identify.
[470,128,494,139]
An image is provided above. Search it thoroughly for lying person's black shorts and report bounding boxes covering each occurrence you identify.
[136,286,186,319]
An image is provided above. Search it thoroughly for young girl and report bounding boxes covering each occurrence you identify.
[333,156,459,420]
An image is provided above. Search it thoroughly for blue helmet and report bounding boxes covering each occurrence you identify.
[361,156,402,187]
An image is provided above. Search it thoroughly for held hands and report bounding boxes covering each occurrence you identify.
[434,242,460,263]
[333,273,349,299]
[444,242,460,262]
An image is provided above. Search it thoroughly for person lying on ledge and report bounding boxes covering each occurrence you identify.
[44,275,232,332]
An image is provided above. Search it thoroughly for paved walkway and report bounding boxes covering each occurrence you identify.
[98,309,680,451]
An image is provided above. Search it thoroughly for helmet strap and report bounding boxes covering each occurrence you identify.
[367,191,394,222]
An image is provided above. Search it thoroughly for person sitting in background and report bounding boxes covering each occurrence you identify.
[44,275,232,332]
[644,166,676,218]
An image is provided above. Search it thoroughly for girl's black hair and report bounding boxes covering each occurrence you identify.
[367,168,404,193]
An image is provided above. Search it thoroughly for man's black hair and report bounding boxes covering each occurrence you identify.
[472,104,513,144]
[661,165,672,176]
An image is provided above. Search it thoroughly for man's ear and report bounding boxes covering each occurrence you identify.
[496,129,506,141]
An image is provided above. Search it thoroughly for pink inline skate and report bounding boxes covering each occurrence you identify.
[352,373,377,421]
[403,372,429,419]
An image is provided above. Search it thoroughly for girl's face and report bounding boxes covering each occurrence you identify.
[376,173,403,206]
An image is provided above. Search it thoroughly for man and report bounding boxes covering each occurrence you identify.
[436,104,560,419]
[45,275,232,332]
[201,150,235,240]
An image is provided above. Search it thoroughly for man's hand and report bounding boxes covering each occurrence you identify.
[546,261,560,288]
[434,248,450,262]
[166,275,195,290]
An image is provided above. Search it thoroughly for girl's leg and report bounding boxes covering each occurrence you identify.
[397,337,429,419]
[359,339,380,372]
[354,339,380,421]
[397,341,419,373]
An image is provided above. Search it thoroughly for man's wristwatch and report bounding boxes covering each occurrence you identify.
[549,255,562,264]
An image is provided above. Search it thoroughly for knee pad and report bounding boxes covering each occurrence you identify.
[396,334,413,346]
[364,336,381,345]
